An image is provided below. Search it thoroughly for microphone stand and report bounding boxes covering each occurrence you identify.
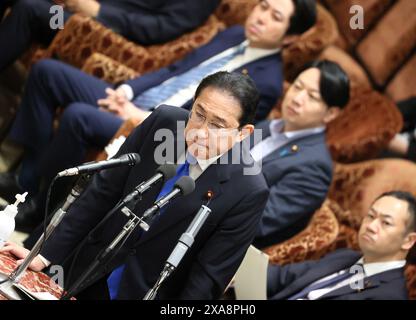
[60,175,166,299]
[143,204,212,300]
[60,204,148,300]
[0,174,91,300]
[61,173,193,299]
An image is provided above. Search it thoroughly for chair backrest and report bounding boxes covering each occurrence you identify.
[328,159,416,230]
[262,199,340,265]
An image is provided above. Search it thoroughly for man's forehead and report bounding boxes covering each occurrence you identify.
[371,197,410,220]
[267,0,295,17]
[295,69,321,91]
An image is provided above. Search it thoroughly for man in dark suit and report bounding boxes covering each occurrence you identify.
[0,0,317,230]
[251,60,350,248]
[1,71,270,300]
[267,191,416,300]
[0,0,221,71]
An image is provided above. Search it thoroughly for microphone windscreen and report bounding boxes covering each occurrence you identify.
[157,164,177,181]
[175,176,195,195]
[119,153,141,165]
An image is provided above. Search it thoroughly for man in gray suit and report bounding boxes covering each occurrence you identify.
[252,60,350,248]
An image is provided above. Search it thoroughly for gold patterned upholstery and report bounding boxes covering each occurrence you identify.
[81,53,139,84]
[326,88,403,163]
[263,199,340,266]
[37,14,223,74]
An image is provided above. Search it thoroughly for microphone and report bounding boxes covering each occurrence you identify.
[143,191,213,300]
[141,176,195,221]
[121,164,177,205]
[166,193,213,268]
[57,153,140,177]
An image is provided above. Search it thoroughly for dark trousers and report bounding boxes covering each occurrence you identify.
[0,0,71,71]
[9,59,124,193]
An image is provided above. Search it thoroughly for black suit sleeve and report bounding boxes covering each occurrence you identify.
[256,162,332,244]
[97,0,221,45]
[267,259,320,298]
[40,109,161,263]
[267,249,356,299]
[178,188,270,299]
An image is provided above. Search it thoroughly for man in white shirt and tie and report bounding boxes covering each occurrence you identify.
[267,190,416,300]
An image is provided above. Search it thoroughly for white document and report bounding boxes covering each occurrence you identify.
[233,245,269,300]
[14,283,59,300]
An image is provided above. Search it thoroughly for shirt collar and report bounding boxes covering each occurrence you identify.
[244,40,281,60]
[356,257,406,277]
[269,119,325,140]
[186,152,222,172]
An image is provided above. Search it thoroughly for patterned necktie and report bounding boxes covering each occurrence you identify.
[288,266,361,300]
[106,160,191,299]
[133,43,247,110]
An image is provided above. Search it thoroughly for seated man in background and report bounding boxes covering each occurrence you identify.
[0,0,221,71]
[267,191,416,300]
[0,0,317,231]
[252,60,350,248]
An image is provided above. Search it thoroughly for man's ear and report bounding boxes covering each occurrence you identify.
[402,232,416,251]
[237,124,254,142]
[282,34,300,48]
[323,107,341,124]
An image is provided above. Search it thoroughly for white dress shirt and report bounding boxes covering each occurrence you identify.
[118,40,280,106]
[250,119,325,162]
[177,151,222,181]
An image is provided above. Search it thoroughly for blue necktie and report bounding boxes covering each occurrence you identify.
[288,266,361,300]
[107,160,191,299]
[133,43,247,110]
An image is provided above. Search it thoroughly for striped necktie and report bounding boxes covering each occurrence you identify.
[133,42,247,110]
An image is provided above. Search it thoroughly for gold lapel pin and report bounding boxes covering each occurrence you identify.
[242,69,249,75]
[291,145,299,153]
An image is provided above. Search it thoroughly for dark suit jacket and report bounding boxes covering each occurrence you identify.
[97,0,221,45]
[252,120,333,248]
[40,105,269,300]
[125,26,283,122]
[268,249,409,300]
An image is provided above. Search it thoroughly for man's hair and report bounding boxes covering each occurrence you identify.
[287,0,317,35]
[300,60,350,109]
[375,191,416,233]
[194,71,259,127]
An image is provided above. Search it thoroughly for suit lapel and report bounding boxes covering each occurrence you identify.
[275,252,361,299]
[261,132,326,165]
[320,268,404,299]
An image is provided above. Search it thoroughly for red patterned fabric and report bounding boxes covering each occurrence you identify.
[0,252,70,300]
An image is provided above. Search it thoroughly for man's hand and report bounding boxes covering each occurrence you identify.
[97,87,129,115]
[98,88,152,123]
[62,0,100,18]
[0,242,46,272]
